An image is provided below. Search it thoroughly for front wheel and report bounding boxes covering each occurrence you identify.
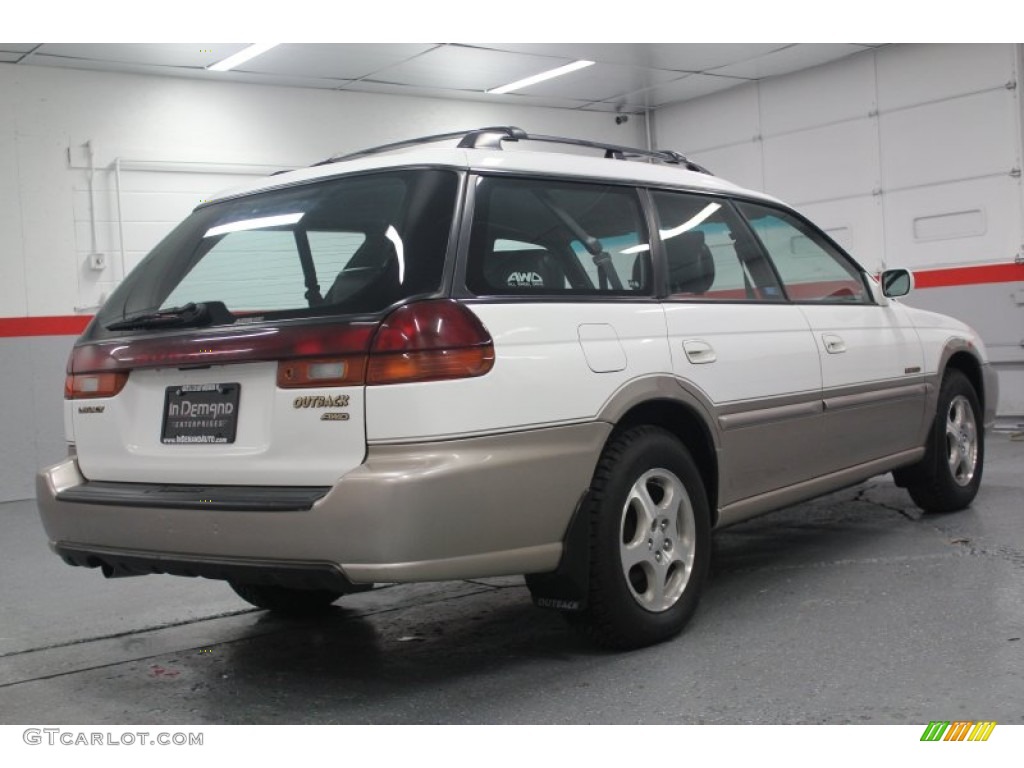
[229,582,343,615]
[572,426,711,649]
[896,369,984,513]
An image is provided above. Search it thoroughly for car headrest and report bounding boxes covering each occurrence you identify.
[631,252,650,291]
[666,230,715,295]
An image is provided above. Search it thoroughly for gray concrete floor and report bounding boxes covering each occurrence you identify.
[1,435,1021,724]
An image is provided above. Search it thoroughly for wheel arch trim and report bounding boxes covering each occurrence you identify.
[596,375,722,525]
[936,338,997,429]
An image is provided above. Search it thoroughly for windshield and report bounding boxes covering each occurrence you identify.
[91,169,459,338]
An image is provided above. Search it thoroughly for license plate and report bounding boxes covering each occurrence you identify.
[161,383,240,444]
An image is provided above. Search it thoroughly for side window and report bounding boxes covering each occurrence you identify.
[467,176,651,296]
[737,202,871,304]
[650,191,784,302]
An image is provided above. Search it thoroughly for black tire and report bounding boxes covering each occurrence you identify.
[228,582,342,615]
[895,369,984,513]
[571,425,711,650]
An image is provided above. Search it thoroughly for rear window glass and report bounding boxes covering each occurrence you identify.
[93,170,458,336]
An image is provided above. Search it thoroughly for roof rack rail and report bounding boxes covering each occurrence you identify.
[316,126,712,174]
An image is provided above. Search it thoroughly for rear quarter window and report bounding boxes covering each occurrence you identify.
[466,176,652,297]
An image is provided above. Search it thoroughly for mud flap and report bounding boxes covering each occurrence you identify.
[525,493,591,612]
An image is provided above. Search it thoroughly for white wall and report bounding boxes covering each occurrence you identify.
[0,63,644,501]
[653,43,1024,420]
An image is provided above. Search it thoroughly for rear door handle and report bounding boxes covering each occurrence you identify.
[822,334,846,354]
[683,339,717,364]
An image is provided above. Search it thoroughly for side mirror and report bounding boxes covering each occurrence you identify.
[881,268,914,298]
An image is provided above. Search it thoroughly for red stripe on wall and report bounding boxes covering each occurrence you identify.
[913,262,1024,289]
[0,262,1020,338]
[0,315,92,338]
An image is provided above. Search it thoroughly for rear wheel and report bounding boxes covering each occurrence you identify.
[229,582,342,615]
[572,425,711,649]
[896,369,984,513]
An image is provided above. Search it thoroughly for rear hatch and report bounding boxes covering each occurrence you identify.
[67,168,460,486]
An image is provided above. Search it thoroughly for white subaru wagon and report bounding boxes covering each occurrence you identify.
[38,127,997,649]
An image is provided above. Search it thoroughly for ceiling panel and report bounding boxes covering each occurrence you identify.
[24,54,354,91]
[343,79,593,111]
[639,74,750,108]
[574,101,633,114]
[5,43,889,112]
[199,70,354,91]
[34,43,248,69]
[0,43,39,54]
[468,43,789,72]
[235,43,439,80]
[368,45,571,91]
[521,63,681,102]
[711,44,868,79]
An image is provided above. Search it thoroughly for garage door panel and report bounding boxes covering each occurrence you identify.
[763,120,879,203]
[760,52,876,136]
[882,175,1022,270]
[879,90,1017,190]
[876,43,1014,111]
[656,83,760,152]
[685,143,763,192]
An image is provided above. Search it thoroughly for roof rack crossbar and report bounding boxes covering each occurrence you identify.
[315,126,711,175]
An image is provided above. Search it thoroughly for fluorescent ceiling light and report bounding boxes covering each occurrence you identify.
[661,203,721,241]
[620,243,650,255]
[205,213,304,238]
[208,43,281,72]
[620,203,722,254]
[487,60,595,95]
[385,225,405,284]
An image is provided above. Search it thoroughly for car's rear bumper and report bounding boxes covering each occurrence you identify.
[51,543,361,592]
[37,422,609,584]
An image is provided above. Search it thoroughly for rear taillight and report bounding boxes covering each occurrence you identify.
[367,301,494,385]
[66,301,493,394]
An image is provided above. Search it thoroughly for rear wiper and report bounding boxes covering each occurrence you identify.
[106,302,234,331]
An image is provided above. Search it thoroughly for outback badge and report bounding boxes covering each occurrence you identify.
[293,394,350,409]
